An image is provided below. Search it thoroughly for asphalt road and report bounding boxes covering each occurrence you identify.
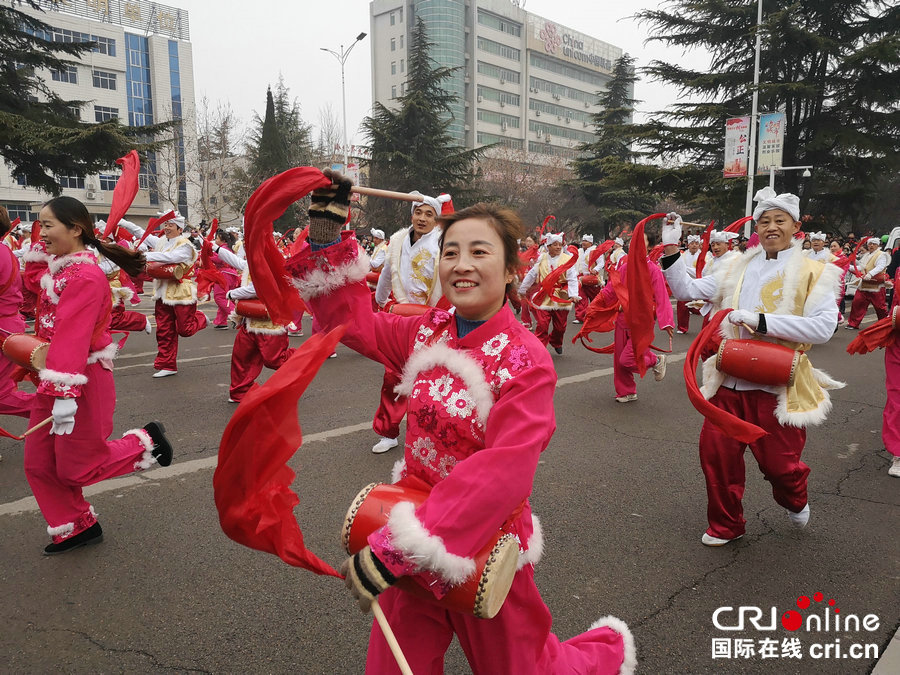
[1,300,897,674]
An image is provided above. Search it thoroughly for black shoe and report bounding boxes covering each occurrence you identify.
[143,421,173,467]
[43,522,103,556]
[554,346,563,355]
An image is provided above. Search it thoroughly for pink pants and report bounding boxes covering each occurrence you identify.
[534,309,568,348]
[153,300,208,371]
[110,303,148,332]
[847,288,888,327]
[229,326,294,401]
[575,283,601,322]
[367,566,628,674]
[699,387,809,539]
[373,368,406,440]
[213,275,240,326]
[23,363,151,542]
[613,319,658,397]
[0,313,35,417]
[884,341,900,458]
[676,301,699,333]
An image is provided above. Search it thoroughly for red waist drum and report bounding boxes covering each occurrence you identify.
[342,483,518,619]
[1,333,49,372]
[146,262,186,280]
[580,274,599,286]
[716,339,801,387]
[235,299,270,321]
[388,303,431,317]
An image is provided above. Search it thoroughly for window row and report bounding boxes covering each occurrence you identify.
[390,35,404,51]
[390,59,405,75]
[27,24,116,56]
[476,10,522,38]
[530,76,599,106]
[93,69,117,90]
[477,86,520,107]
[529,120,595,143]
[528,141,578,159]
[477,36,520,62]
[529,99,594,125]
[529,53,608,88]
[477,109,521,128]
[389,8,403,25]
[476,132,523,150]
[476,61,521,84]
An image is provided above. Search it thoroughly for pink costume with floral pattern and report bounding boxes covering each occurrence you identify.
[24,251,157,544]
[285,233,635,675]
[0,240,34,416]
[885,268,900,460]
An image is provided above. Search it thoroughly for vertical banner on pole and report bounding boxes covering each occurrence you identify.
[723,116,750,177]
[756,112,786,174]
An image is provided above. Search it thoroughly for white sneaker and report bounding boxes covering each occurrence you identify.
[653,354,667,381]
[787,503,810,528]
[152,369,178,378]
[144,318,153,335]
[328,352,337,359]
[615,393,638,403]
[371,436,398,454]
[702,533,743,547]
[571,319,582,324]
[676,329,686,334]
[889,456,900,477]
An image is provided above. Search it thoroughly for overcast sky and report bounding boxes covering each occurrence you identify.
[174,0,711,146]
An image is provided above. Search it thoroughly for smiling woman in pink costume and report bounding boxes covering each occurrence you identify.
[24,196,174,555]
[282,172,635,674]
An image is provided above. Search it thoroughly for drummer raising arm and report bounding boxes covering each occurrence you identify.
[659,189,841,547]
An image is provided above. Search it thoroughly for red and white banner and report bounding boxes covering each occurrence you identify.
[723,116,750,178]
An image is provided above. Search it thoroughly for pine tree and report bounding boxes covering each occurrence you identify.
[632,0,899,229]
[571,54,660,238]
[255,87,287,180]
[0,1,172,195]
[362,16,482,230]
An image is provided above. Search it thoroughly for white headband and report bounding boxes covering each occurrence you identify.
[752,187,800,222]
[409,191,441,216]
[370,229,385,240]
[867,237,881,246]
[687,235,701,244]
[582,234,594,243]
[709,230,739,244]
[614,237,624,246]
[159,211,187,229]
[809,231,826,241]
[546,233,564,245]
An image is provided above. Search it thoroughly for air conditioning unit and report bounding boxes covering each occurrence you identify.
[535,110,541,117]
[86,182,96,190]
[557,115,562,121]
[501,121,507,131]
[500,100,505,107]
[553,94,560,101]
[583,121,588,127]
[545,134,551,143]
[565,117,571,124]
[500,77,505,85]
[584,101,590,108]
[85,191,96,200]
[477,95,483,103]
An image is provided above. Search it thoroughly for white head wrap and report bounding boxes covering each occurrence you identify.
[867,237,881,247]
[581,234,594,243]
[686,234,701,244]
[709,230,739,244]
[809,231,826,242]
[409,191,441,216]
[546,233,564,245]
[752,187,800,222]
[370,229,385,240]
[159,211,187,230]
[614,237,624,246]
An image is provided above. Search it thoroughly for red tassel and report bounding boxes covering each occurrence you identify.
[103,151,140,239]
[30,221,41,244]
[624,214,666,377]
[539,215,555,235]
[214,325,347,578]
[244,167,332,326]
[724,216,753,234]
[134,210,175,250]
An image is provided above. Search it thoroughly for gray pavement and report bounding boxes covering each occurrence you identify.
[1,301,897,674]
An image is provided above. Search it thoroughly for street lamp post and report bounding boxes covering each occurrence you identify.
[321,32,368,171]
[743,0,764,238]
[768,165,813,189]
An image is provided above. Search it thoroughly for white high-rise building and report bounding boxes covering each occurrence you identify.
[2,0,198,227]
[369,0,626,164]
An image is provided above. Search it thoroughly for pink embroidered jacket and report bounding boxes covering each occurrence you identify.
[286,234,553,596]
[37,251,115,398]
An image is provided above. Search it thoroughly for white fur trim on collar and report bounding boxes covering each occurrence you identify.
[38,369,88,387]
[48,250,97,275]
[394,342,495,426]
[387,501,476,584]
[588,615,637,675]
[87,342,118,364]
[517,514,544,570]
[22,248,52,265]
[290,254,370,301]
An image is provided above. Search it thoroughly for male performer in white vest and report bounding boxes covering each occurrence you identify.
[120,213,207,377]
[609,237,626,269]
[676,230,702,333]
[660,188,842,546]
[804,232,833,262]
[369,229,387,273]
[696,230,740,323]
[371,192,448,453]
[846,237,890,329]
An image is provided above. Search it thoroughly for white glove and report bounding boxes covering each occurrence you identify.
[51,398,78,435]
[570,296,581,304]
[727,309,759,330]
[863,273,872,280]
[661,212,683,246]
[226,289,236,301]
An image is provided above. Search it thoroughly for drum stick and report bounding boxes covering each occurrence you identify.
[371,598,413,675]
[346,185,425,204]
[740,322,757,335]
[21,415,54,438]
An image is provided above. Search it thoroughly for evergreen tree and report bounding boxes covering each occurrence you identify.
[0,1,172,195]
[255,87,287,179]
[362,16,482,230]
[571,54,660,238]
[633,0,899,229]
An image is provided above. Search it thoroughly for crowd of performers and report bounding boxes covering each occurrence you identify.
[1,169,897,673]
